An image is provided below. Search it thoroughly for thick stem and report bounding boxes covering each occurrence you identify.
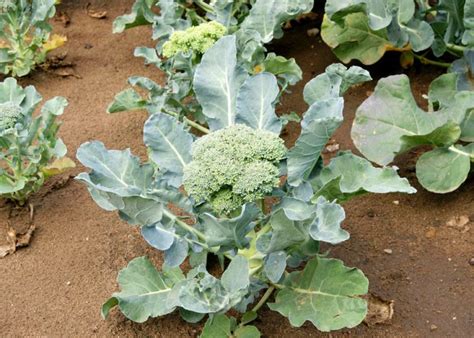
[163,208,207,241]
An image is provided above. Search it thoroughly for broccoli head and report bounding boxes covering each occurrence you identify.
[183,124,286,215]
[0,102,22,135]
[162,21,226,58]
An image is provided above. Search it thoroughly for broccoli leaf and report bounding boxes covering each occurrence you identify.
[268,256,368,332]
[144,113,193,187]
[321,13,393,65]
[194,35,248,130]
[352,74,474,165]
[240,0,313,43]
[416,145,473,193]
[101,257,184,323]
[112,0,157,33]
[312,152,416,202]
[200,313,261,338]
[198,204,260,250]
[235,72,282,134]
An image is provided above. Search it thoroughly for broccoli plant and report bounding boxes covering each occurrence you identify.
[0,0,66,77]
[321,0,474,67]
[0,77,74,205]
[77,36,416,336]
[107,0,310,124]
[352,54,474,193]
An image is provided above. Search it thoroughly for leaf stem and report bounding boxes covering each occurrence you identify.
[251,286,275,313]
[448,145,474,159]
[163,208,207,241]
[446,43,466,54]
[413,54,450,68]
[194,0,214,14]
[165,110,210,134]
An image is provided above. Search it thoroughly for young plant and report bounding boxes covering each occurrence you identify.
[108,0,310,123]
[352,52,474,193]
[0,77,74,205]
[77,36,416,336]
[321,0,474,67]
[0,0,66,77]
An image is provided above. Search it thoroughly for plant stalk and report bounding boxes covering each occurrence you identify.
[251,286,275,313]
[413,54,450,68]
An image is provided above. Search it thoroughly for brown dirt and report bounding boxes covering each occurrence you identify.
[1,1,473,337]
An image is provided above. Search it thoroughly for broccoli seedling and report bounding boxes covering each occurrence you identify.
[183,124,286,215]
[162,21,226,58]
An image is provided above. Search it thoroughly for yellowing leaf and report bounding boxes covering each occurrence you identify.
[42,157,76,177]
[43,34,67,53]
[253,64,263,74]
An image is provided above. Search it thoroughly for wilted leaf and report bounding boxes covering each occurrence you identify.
[42,156,76,177]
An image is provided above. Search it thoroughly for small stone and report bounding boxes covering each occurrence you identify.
[430,324,438,331]
[393,200,399,205]
[66,281,71,286]
[84,43,93,49]
[384,249,393,255]
[425,227,437,239]
[307,28,320,37]
[469,258,474,266]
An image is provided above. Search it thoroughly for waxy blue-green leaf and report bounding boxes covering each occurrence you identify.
[118,197,164,225]
[198,204,260,249]
[200,314,261,338]
[235,72,281,134]
[416,145,472,193]
[76,141,154,197]
[240,0,313,43]
[112,0,156,33]
[141,222,175,251]
[107,88,146,114]
[194,35,248,130]
[309,197,349,245]
[303,64,372,105]
[352,74,467,165]
[312,152,416,202]
[264,251,287,283]
[144,113,193,187]
[0,176,26,194]
[287,117,342,187]
[134,47,161,67]
[221,255,250,292]
[268,256,368,331]
[101,257,183,322]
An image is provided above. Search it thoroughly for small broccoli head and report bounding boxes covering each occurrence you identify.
[0,102,22,135]
[183,124,286,215]
[162,21,226,58]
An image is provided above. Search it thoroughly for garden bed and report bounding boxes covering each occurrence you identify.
[1,1,473,336]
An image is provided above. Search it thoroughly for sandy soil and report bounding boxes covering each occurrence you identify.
[1,1,473,337]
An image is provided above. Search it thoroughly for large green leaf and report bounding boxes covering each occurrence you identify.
[200,314,261,338]
[416,145,472,193]
[351,74,473,165]
[235,73,281,134]
[286,100,342,186]
[240,0,313,43]
[76,141,154,197]
[268,256,368,331]
[194,35,248,130]
[262,53,302,86]
[143,113,193,187]
[102,257,184,323]
[321,13,393,65]
[312,152,416,202]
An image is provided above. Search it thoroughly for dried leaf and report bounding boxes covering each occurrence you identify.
[86,3,107,19]
[42,157,76,177]
[446,215,470,228]
[364,294,394,326]
[43,34,67,53]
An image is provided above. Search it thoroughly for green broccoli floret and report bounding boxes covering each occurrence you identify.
[183,124,286,215]
[162,21,226,58]
[0,102,22,135]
